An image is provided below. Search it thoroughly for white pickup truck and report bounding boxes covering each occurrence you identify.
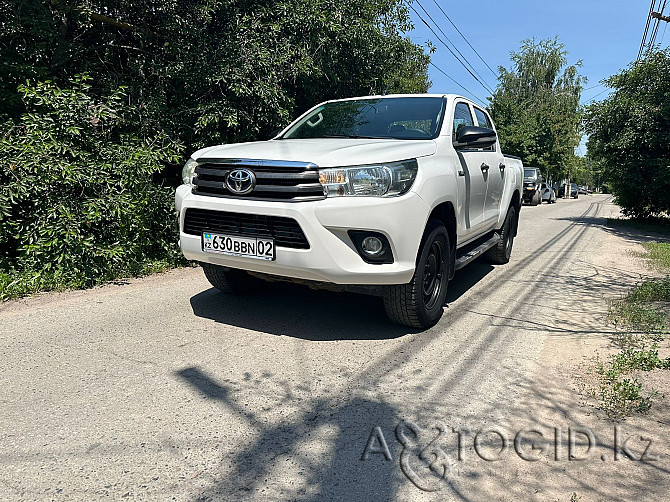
[176,94,523,328]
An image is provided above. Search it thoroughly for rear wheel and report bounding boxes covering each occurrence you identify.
[201,263,260,294]
[383,221,450,329]
[485,206,516,265]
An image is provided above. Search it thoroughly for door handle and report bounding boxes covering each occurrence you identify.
[499,163,506,170]
[458,170,465,177]
[480,163,489,172]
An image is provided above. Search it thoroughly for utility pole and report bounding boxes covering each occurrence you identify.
[651,11,670,23]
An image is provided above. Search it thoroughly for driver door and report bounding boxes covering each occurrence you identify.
[453,101,488,243]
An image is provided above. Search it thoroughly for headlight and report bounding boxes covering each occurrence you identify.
[182,158,199,186]
[318,159,418,197]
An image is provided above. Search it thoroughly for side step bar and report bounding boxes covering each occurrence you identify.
[454,234,501,270]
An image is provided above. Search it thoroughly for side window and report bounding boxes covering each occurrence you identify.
[453,102,474,136]
[473,107,492,129]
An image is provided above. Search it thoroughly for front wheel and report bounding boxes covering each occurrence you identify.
[201,263,260,294]
[383,221,450,329]
[485,206,516,265]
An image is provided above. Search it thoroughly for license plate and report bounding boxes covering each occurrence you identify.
[202,232,275,260]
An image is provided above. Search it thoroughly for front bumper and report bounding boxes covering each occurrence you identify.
[176,185,430,285]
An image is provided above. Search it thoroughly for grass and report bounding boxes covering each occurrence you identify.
[592,345,669,420]
[638,241,670,271]
[0,259,184,301]
[609,344,670,372]
[594,239,670,420]
[609,297,667,333]
[608,243,670,335]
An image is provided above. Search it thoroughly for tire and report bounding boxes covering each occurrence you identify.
[201,263,260,294]
[383,221,450,329]
[485,206,516,265]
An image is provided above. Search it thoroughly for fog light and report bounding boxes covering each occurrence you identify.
[348,230,394,264]
[361,236,384,256]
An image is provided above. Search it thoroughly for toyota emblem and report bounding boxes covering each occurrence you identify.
[225,168,256,195]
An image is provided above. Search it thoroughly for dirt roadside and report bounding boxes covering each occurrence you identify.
[479,209,670,501]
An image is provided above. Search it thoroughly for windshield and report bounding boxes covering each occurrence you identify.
[281,97,446,140]
[524,168,537,179]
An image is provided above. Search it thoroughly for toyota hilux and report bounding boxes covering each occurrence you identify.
[176,94,524,328]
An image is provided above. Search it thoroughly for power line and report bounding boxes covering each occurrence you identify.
[585,87,610,103]
[429,62,487,106]
[649,0,668,47]
[414,0,495,94]
[409,1,495,95]
[638,0,656,60]
[430,0,498,78]
[583,83,605,91]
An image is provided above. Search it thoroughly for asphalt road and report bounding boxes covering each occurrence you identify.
[0,194,628,500]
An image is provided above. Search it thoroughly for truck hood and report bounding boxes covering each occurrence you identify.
[192,138,437,167]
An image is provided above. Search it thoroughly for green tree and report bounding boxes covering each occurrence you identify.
[585,49,670,218]
[0,77,183,298]
[0,0,429,151]
[488,37,585,181]
[0,0,429,298]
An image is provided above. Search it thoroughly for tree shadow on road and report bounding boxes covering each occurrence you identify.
[173,360,670,502]
[553,213,670,245]
[176,366,407,501]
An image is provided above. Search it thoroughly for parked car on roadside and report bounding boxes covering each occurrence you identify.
[569,183,579,198]
[523,167,543,205]
[541,183,556,203]
[557,183,578,199]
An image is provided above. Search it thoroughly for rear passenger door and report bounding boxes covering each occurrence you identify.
[473,106,506,228]
[453,101,488,241]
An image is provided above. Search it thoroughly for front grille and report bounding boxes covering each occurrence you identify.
[192,158,325,201]
[183,208,310,249]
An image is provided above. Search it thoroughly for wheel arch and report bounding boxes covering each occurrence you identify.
[426,201,457,279]
[510,189,521,236]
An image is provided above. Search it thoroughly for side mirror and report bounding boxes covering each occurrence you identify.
[455,126,497,148]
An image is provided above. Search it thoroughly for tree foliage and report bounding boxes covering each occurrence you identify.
[585,49,670,218]
[488,38,585,181]
[0,0,429,297]
[1,0,430,150]
[0,77,184,298]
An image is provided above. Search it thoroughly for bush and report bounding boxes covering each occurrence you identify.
[0,76,184,299]
[585,49,670,218]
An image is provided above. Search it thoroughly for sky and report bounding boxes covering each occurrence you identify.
[407,0,669,154]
